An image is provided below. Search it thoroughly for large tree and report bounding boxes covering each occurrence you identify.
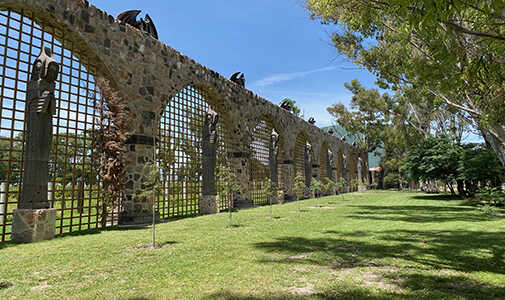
[306,0,505,165]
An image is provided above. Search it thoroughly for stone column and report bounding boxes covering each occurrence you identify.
[357,156,366,192]
[47,182,54,208]
[304,142,312,198]
[13,47,59,243]
[342,151,349,193]
[200,108,220,214]
[304,142,312,188]
[327,149,334,182]
[120,135,160,224]
[269,129,279,187]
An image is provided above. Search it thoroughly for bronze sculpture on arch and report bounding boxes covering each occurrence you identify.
[269,128,279,186]
[13,47,59,243]
[202,107,219,196]
[20,47,59,210]
[279,99,292,112]
[117,10,158,39]
[230,72,245,87]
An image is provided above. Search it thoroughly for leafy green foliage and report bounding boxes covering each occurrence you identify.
[406,136,504,196]
[336,178,347,199]
[279,98,302,118]
[264,179,278,200]
[310,178,322,197]
[264,179,278,218]
[293,172,306,201]
[217,164,241,227]
[306,0,505,165]
[406,135,461,184]
[476,187,505,207]
[321,177,337,195]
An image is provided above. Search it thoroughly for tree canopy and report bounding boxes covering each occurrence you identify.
[306,0,505,165]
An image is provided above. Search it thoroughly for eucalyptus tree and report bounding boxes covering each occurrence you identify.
[306,0,505,165]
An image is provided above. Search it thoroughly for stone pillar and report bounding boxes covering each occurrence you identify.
[269,129,279,187]
[0,182,6,224]
[279,160,294,202]
[120,135,160,224]
[13,47,59,243]
[327,149,334,182]
[342,151,349,193]
[304,142,312,188]
[200,108,220,214]
[47,182,54,208]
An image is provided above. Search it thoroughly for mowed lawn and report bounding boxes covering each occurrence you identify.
[1,191,504,299]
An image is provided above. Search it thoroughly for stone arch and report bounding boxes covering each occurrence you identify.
[247,114,286,205]
[146,84,238,222]
[0,3,115,88]
[293,130,312,183]
[319,140,329,181]
[0,7,121,237]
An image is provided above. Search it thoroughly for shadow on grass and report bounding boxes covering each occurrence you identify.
[411,194,462,201]
[0,280,13,290]
[252,229,505,299]
[347,205,492,223]
[204,278,505,300]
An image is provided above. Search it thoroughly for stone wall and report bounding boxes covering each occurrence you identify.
[0,0,369,222]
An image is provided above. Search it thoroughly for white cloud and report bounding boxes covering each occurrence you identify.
[250,66,338,88]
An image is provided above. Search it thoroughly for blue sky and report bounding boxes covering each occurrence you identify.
[93,0,380,128]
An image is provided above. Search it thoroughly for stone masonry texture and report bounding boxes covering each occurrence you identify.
[0,0,368,222]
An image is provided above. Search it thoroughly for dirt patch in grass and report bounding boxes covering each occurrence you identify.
[30,280,49,292]
[287,276,315,296]
[308,206,334,209]
[336,266,404,292]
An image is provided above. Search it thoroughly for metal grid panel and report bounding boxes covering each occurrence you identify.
[320,142,328,180]
[158,86,230,218]
[293,132,308,180]
[0,10,113,242]
[249,120,271,206]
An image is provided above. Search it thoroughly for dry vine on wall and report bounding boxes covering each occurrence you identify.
[93,77,133,227]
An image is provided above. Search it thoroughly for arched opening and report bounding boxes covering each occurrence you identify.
[319,141,329,181]
[248,118,282,206]
[158,85,232,218]
[0,10,112,241]
[293,131,311,182]
[336,148,343,182]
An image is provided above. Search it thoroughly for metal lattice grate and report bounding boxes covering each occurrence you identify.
[0,10,116,242]
[249,120,271,206]
[293,132,309,180]
[158,86,230,218]
[320,142,328,181]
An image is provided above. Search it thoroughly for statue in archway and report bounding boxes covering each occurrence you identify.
[342,152,348,182]
[327,148,334,181]
[202,107,219,196]
[19,47,59,209]
[269,128,279,185]
[304,141,312,187]
[358,156,363,183]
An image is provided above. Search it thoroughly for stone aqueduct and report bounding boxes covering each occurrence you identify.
[0,0,368,230]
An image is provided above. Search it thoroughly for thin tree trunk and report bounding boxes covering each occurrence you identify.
[152,136,157,248]
[229,192,232,227]
[481,126,505,167]
[269,195,272,218]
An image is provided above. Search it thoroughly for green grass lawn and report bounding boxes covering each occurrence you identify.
[1,191,504,299]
